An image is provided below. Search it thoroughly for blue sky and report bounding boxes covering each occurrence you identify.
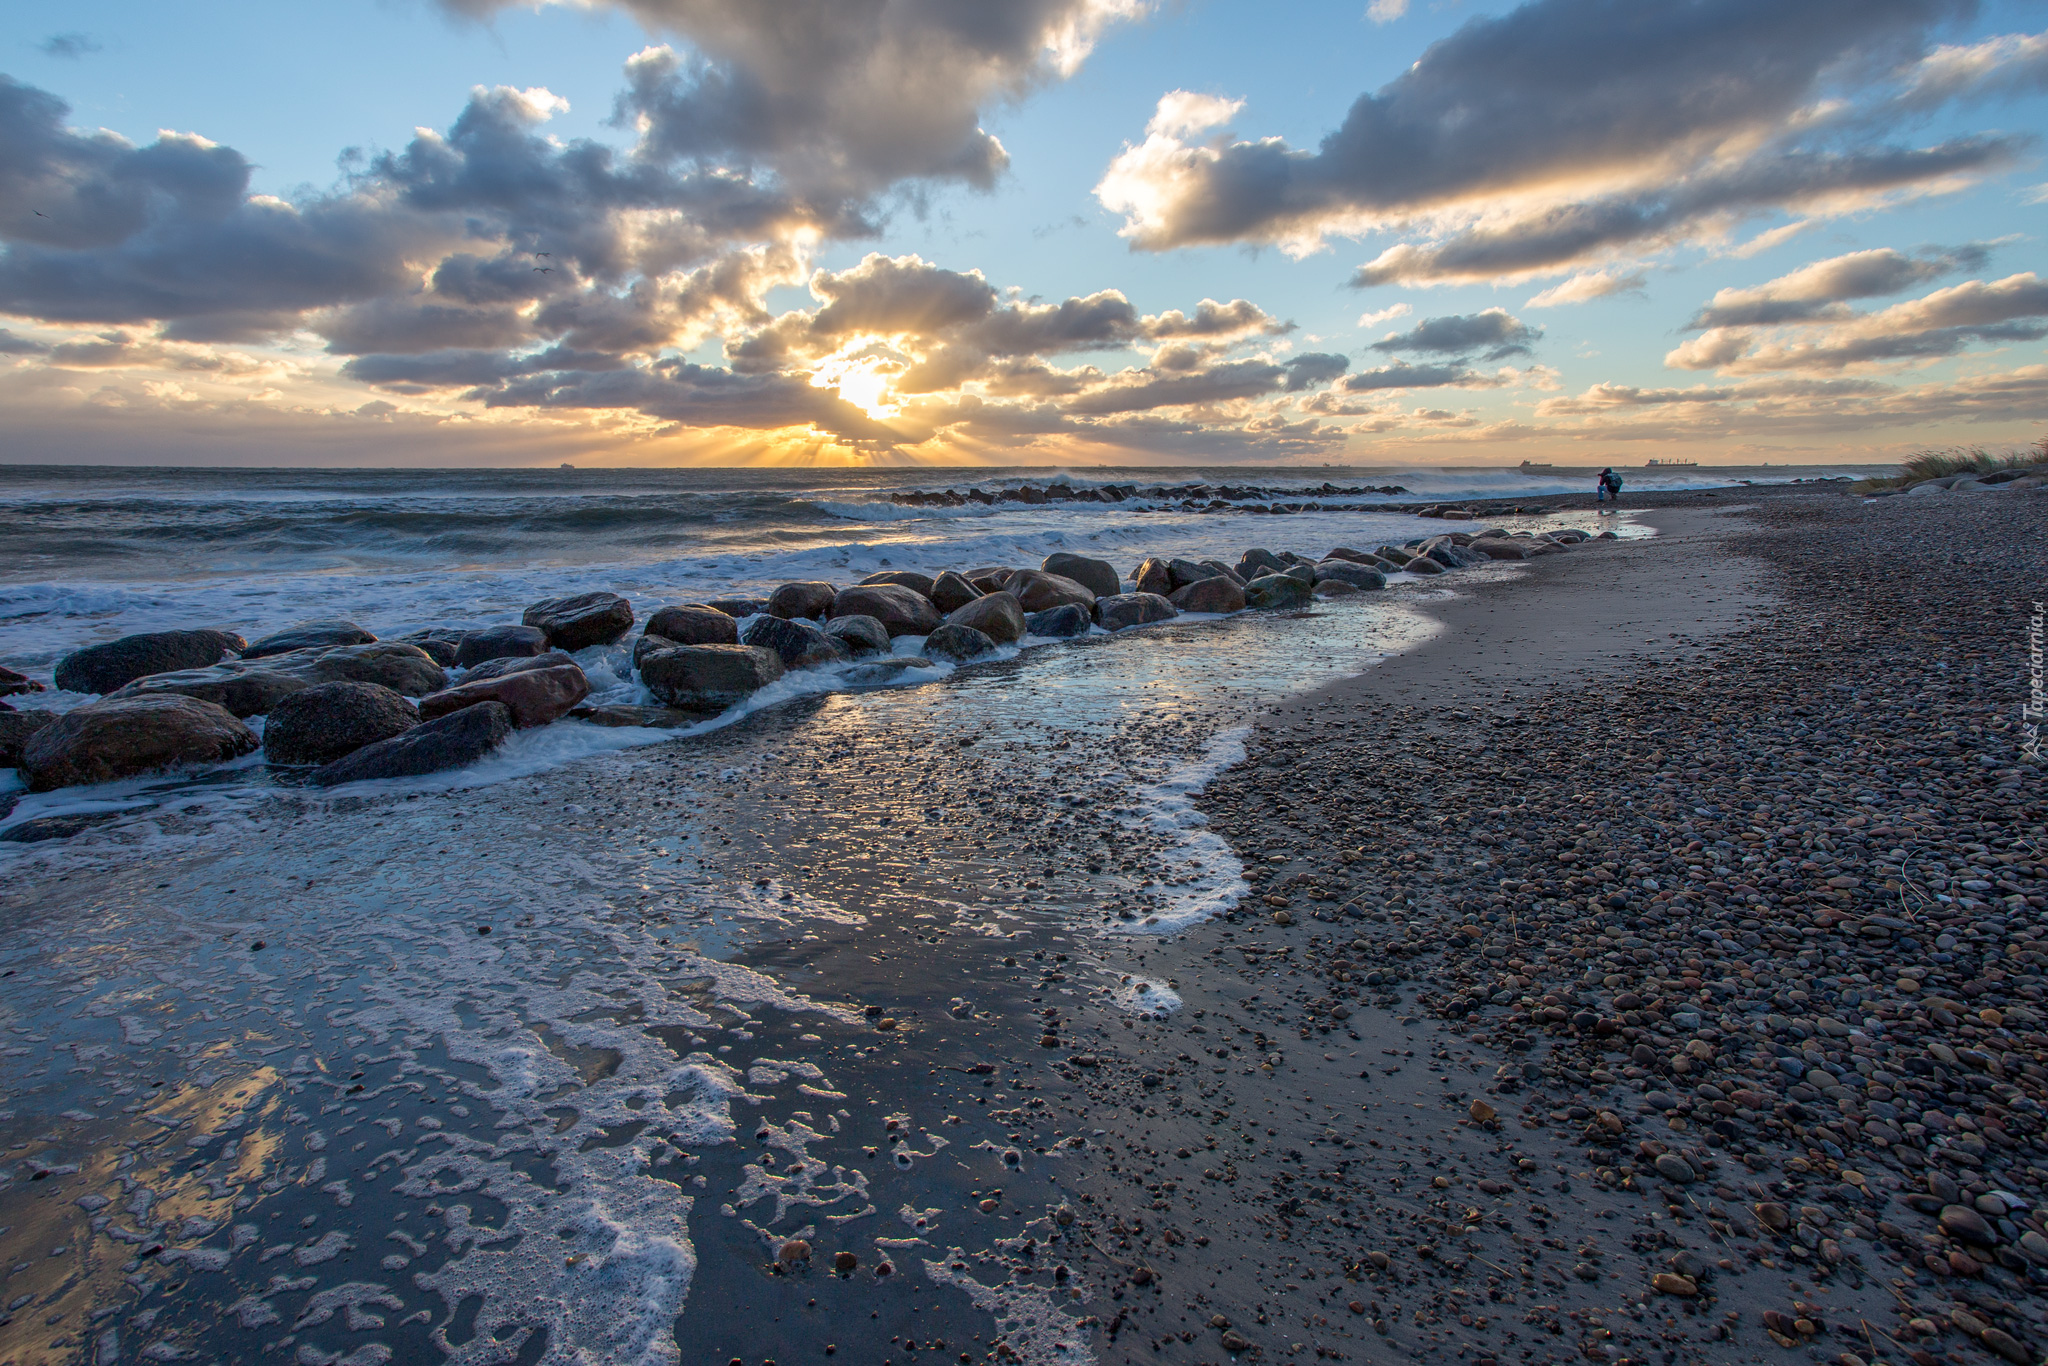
[2,0,2044,466]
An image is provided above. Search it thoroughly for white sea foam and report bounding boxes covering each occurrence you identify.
[1108,726,1250,936]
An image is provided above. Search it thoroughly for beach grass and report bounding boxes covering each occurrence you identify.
[1856,436,2048,490]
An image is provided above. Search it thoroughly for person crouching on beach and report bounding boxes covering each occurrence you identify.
[1597,467,1622,510]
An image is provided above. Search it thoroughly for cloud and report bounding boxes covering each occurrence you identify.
[1365,0,1408,24]
[1338,361,1511,392]
[0,327,48,355]
[40,33,103,59]
[1368,307,1540,360]
[1525,269,1645,307]
[1146,91,1244,139]
[1683,244,1992,328]
[1890,29,2048,110]
[1097,0,2031,286]
[1355,302,1410,328]
[1667,271,2048,372]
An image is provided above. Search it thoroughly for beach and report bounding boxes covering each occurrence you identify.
[1,474,2041,1366]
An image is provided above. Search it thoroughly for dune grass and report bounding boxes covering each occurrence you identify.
[1858,439,2048,491]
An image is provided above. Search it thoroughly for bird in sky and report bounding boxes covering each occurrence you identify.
[34,211,46,217]
[533,267,551,274]
[536,252,550,258]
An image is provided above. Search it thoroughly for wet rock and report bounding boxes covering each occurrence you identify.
[305,642,447,695]
[396,629,464,666]
[1167,558,1218,590]
[945,591,1026,644]
[633,634,681,669]
[0,811,125,843]
[523,591,633,650]
[742,616,848,670]
[1653,1153,1696,1184]
[54,629,247,695]
[1244,574,1312,610]
[242,619,377,659]
[1322,547,1383,568]
[1006,570,1096,613]
[0,664,44,698]
[1096,592,1177,631]
[1132,558,1174,596]
[824,614,892,657]
[311,701,512,786]
[1040,553,1120,599]
[929,571,983,614]
[925,623,998,662]
[1423,538,1489,569]
[1169,578,1247,614]
[1940,1204,1998,1246]
[1401,555,1444,575]
[568,703,704,729]
[1754,1202,1791,1232]
[703,597,768,618]
[859,571,937,597]
[107,662,311,717]
[453,625,548,668]
[1468,538,1535,561]
[643,605,740,646]
[767,582,839,621]
[465,649,575,682]
[842,656,930,685]
[830,584,942,637]
[639,644,786,712]
[1025,603,1092,638]
[1651,1273,1697,1296]
[0,709,58,767]
[262,681,419,766]
[419,663,591,729]
[1235,548,1287,580]
[1313,560,1387,590]
[23,695,258,790]
[1313,579,1359,598]
[967,568,1015,594]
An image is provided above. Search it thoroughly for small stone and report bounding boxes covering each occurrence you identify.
[778,1238,810,1266]
[1939,1204,1997,1246]
[1651,1273,1697,1296]
[1653,1153,1696,1184]
[1468,1099,1496,1123]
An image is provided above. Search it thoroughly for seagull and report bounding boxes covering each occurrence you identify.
[533,267,551,273]
[536,252,550,258]
[34,211,46,217]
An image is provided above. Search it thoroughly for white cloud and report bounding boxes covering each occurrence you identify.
[1365,0,1408,24]
[1525,269,1646,307]
[1144,90,1245,139]
[1355,302,1411,328]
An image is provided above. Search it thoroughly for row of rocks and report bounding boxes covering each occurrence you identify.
[888,481,1411,507]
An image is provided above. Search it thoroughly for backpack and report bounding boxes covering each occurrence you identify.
[1607,473,1624,491]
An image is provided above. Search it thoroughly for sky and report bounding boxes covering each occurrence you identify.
[1,0,2044,468]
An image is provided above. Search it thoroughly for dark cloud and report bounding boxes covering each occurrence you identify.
[40,33,103,59]
[1668,272,2048,372]
[1280,351,1349,391]
[1339,362,1507,392]
[1101,0,2029,284]
[1683,244,1993,329]
[0,327,47,355]
[1064,359,1293,414]
[1368,309,1539,360]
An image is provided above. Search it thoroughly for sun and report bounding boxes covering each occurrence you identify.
[810,348,903,419]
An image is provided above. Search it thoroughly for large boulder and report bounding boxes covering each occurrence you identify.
[1374,545,1414,565]
[1166,558,1219,590]
[1006,571,1095,613]
[1025,604,1092,639]
[633,634,680,669]
[243,620,376,660]
[1040,553,1120,600]
[703,597,768,618]
[1468,538,1533,560]
[1244,574,1313,610]
[1234,549,1286,581]
[824,615,891,658]
[928,571,983,614]
[310,702,512,787]
[1422,538,1489,569]
[463,649,574,682]
[263,682,418,766]
[1095,592,1176,631]
[1168,578,1247,614]
[767,582,838,621]
[1312,560,1387,590]
[454,625,548,668]
[523,592,633,650]
[1323,547,1381,567]
[644,605,741,646]
[419,663,591,729]
[639,644,786,712]
[0,710,57,767]
[306,642,447,695]
[829,585,941,637]
[0,665,47,698]
[945,591,1025,644]
[107,662,310,717]
[966,569,1014,594]
[1401,554,1444,575]
[924,623,997,662]
[22,695,257,791]
[1132,558,1173,596]
[54,629,247,695]
[742,616,848,670]
[397,630,463,666]
[860,571,936,596]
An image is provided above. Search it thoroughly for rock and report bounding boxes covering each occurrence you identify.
[1220,1328,1252,1353]
[742,616,848,670]
[465,649,575,682]
[1653,1153,1696,1183]
[1167,558,1218,590]
[767,582,839,621]
[454,625,548,668]
[311,702,513,786]
[523,591,633,650]
[1096,592,1177,631]
[639,644,786,712]
[22,695,258,790]
[928,571,983,614]
[305,642,447,695]
[824,615,891,657]
[1200,558,1247,585]
[829,585,941,637]
[1468,1099,1496,1123]
[242,620,376,659]
[633,634,681,669]
[1025,604,1092,638]
[843,656,930,685]
[0,710,58,767]
[703,597,767,618]
[1169,578,1247,614]
[1468,538,1534,561]
[1040,553,1120,599]
[1313,560,1387,590]
[54,629,248,695]
[643,605,740,646]
[924,623,997,661]
[1235,549,1287,580]
[263,682,418,765]
[1243,574,1312,610]
[396,629,464,666]
[1423,539,1489,569]
[419,663,591,729]
[1006,570,1095,613]
[1401,555,1444,575]
[1650,1273,1697,1296]
[0,812,124,843]
[859,571,937,597]
[966,568,1015,594]
[568,703,703,729]
[1375,545,1413,565]
[1313,579,1359,598]
[1940,1204,1998,1246]
[1322,547,1381,567]
[107,662,311,717]
[0,665,46,697]
[946,591,1026,644]
[1132,558,1174,596]
[1753,1201,1791,1232]
[2018,1230,2048,1265]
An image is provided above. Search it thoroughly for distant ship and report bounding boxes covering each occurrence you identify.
[560,463,576,470]
[1644,458,1697,467]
